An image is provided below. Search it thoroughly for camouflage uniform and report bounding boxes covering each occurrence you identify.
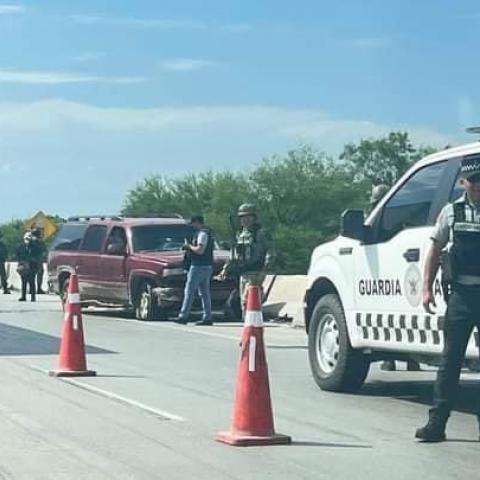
[229,204,274,310]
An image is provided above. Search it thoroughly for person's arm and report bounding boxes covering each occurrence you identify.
[423,242,442,314]
[423,206,450,313]
[185,231,208,255]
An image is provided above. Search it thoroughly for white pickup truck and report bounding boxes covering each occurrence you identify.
[304,139,480,392]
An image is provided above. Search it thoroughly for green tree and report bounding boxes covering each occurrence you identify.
[0,220,24,260]
[340,131,435,187]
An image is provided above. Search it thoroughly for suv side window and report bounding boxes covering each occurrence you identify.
[51,224,88,251]
[105,227,127,254]
[376,161,447,242]
[80,225,108,252]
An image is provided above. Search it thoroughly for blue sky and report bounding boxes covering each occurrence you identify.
[0,0,479,221]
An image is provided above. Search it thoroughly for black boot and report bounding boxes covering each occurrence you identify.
[415,410,447,442]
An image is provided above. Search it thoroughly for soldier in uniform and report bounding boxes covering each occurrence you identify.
[31,228,47,294]
[0,231,10,294]
[221,203,274,311]
[416,154,480,442]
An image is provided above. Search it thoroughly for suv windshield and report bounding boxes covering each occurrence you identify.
[132,224,193,252]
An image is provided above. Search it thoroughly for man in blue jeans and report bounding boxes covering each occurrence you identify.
[174,215,214,326]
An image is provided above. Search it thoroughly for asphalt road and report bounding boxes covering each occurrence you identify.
[0,294,479,479]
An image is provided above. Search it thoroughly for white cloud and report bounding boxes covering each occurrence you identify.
[0,69,146,84]
[0,4,25,15]
[0,99,457,150]
[71,15,206,30]
[160,59,215,72]
[73,52,107,63]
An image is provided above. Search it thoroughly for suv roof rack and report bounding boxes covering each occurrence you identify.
[123,213,184,219]
[466,126,480,137]
[67,213,184,222]
[67,215,123,222]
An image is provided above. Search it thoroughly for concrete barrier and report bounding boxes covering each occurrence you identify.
[262,275,307,328]
[3,262,48,293]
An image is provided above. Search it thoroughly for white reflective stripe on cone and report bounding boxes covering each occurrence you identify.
[72,315,79,331]
[244,311,263,327]
[248,336,256,372]
[69,293,81,304]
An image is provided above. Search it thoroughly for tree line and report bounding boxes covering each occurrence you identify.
[122,132,435,273]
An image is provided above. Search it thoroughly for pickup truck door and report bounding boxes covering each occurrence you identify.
[352,160,451,352]
[98,226,129,304]
[77,224,108,300]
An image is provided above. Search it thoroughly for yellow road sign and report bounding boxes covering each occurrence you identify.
[24,211,58,239]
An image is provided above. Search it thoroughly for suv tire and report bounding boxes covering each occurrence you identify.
[135,281,158,321]
[308,294,370,392]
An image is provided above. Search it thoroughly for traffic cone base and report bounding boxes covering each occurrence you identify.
[216,431,291,447]
[48,369,96,378]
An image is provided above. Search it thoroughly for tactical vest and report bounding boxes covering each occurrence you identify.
[190,227,214,266]
[235,225,264,271]
[450,202,480,278]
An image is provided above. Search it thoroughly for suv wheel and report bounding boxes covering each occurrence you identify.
[135,281,157,321]
[308,294,370,392]
[60,277,70,310]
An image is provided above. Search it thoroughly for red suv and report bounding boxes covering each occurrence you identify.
[47,215,234,320]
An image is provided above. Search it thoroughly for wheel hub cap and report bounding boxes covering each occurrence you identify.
[316,314,340,374]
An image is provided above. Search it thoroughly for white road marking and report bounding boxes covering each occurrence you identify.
[30,365,185,422]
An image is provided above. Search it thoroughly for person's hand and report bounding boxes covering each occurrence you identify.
[423,288,436,314]
[181,243,191,252]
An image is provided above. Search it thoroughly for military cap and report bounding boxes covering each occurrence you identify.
[460,154,480,179]
[237,203,257,217]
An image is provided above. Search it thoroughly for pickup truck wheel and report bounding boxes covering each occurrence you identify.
[308,294,370,392]
[135,281,158,321]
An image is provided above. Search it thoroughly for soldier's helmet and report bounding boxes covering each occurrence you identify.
[237,203,257,217]
[369,184,389,206]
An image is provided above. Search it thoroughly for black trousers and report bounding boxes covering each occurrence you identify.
[21,273,36,300]
[36,263,44,292]
[432,283,480,419]
[0,261,8,291]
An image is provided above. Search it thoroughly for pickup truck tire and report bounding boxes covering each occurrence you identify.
[135,281,158,321]
[308,294,370,393]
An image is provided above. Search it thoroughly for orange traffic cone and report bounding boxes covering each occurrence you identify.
[216,285,291,446]
[49,274,96,377]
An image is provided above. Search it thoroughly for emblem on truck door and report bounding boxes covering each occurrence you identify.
[404,264,422,307]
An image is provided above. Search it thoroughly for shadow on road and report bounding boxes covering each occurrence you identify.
[0,322,115,356]
[361,379,480,416]
[292,440,372,448]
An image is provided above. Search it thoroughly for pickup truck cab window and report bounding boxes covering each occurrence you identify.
[132,225,193,252]
[80,225,108,252]
[375,161,447,243]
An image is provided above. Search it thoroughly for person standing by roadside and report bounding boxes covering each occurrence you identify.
[175,215,215,326]
[416,155,480,442]
[16,232,42,302]
[0,231,10,294]
[221,203,274,312]
[31,228,47,294]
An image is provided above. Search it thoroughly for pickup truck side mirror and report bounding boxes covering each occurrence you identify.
[106,243,127,256]
[341,210,366,242]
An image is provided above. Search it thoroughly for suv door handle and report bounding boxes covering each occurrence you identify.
[403,248,419,263]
